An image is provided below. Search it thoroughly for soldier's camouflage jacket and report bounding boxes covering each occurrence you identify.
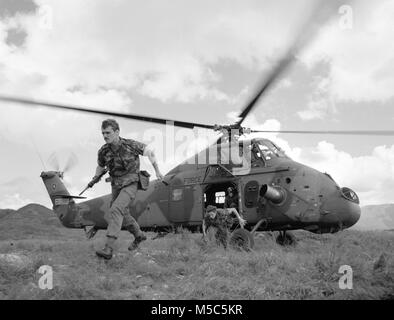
[98,137,146,188]
[204,209,235,230]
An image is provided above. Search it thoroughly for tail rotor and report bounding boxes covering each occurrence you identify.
[47,151,78,176]
[48,152,60,171]
[63,152,78,173]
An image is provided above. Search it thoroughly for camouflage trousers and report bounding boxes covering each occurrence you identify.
[104,182,143,239]
[215,226,229,248]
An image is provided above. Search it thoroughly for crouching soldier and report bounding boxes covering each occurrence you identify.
[202,205,246,248]
[224,186,239,210]
[89,119,163,260]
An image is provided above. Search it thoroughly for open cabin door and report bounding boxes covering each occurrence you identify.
[200,164,242,213]
[168,165,238,223]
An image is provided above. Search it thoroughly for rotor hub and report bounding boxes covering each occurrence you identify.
[213,124,251,141]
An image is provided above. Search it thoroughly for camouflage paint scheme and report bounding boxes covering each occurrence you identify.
[40,138,361,235]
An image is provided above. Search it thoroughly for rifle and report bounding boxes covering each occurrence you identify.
[79,169,108,196]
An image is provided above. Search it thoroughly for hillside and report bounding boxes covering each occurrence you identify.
[355,204,394,230]
[0,203,63,240]
[0,209,15,220]
[2,201,394,234]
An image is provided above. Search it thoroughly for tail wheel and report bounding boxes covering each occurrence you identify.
[230,229,255,251]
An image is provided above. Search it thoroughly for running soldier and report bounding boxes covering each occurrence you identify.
[89,119,163,260]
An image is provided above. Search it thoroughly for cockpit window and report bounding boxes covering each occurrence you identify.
[256,142,275,160]
[210,139,289,171]
[254,140,289,160]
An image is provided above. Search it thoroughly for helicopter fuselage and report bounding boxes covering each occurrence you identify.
[40,138,360,236]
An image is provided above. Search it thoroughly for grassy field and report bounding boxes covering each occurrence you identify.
[0,223,393,300]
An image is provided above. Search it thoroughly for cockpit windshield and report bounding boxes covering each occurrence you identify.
[205,139,289,171]
[253,139,289,161]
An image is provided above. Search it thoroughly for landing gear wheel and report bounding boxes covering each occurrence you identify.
[276,231,296,246]
[230,229,255,251]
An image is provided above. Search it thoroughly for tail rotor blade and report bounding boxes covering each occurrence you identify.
[63,152,78,173]
[47,152,60,171]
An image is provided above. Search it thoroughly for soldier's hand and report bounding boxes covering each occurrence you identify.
[88,176,98,188]
[239,218,246,228]
[87,180,95,188]
[156,171,164,181]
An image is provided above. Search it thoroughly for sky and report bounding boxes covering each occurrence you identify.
[0,0,393,209]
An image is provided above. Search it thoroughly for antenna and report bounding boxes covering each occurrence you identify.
[30,136,47,171]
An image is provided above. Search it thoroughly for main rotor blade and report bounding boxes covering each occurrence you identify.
[236,0,337,127]
[236,55,292,126]
[0,96,215,130]
[250,130,394,136]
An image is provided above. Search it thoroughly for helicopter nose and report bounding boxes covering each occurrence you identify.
[340,187,361,228]
[321,187,361,229]
[341,200,361,228]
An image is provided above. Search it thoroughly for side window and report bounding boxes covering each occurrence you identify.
[215,191,225,204]
[172,188,183,201]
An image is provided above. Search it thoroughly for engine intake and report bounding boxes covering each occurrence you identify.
[260,184,286,204]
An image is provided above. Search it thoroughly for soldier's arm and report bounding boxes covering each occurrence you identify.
[227,208,246,228]
[95,147,107,178]
[88,147,108,188]
[202,219,207,237]
[87,165,107,188]
[95,165,106,177]
[143,145,163,180]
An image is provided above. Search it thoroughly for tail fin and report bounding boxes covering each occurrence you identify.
[40,171,69,204]
[40,171,85,227]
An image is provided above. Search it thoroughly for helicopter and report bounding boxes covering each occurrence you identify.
[1,2,394,249]
[35,131,362,248]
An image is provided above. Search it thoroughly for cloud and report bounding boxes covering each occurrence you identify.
[0,0,320,102]
[0,193,33,209]
[0,0,318,163]
[297,76,336,120]
[2,1,392,113]
[0,0,37,18]
[296,141,394,205]
[301,0,394,103]
[278,78,293,89]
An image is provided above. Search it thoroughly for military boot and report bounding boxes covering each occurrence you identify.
[126,224,147,251]
[96,236,116,260]
[128,234,147,251]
